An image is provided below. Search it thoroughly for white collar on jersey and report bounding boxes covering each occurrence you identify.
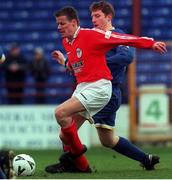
[92,26,115,32]
[73,26,80,39]
[66,26,80,44]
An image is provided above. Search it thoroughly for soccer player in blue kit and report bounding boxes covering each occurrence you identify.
[45,2,166,173]
[89,1,159,170]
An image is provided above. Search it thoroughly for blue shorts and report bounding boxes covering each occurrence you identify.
[93,86,121,129]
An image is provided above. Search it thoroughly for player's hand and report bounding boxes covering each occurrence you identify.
[152,42,167,54]
[51,50,65,65]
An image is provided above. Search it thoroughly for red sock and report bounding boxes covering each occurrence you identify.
[61,121,83,155]
[63,143,89,171]
[74,155,89,171]
[63,144,71,152]
[62,136,89,171]
[61,121,89,171]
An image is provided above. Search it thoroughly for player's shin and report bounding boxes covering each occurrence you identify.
[59,131,71,152]
[61,120,84,155]
[63,144,71,152]
[112,136,147,162]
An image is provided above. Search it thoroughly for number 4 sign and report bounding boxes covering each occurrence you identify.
[139,85,169,127]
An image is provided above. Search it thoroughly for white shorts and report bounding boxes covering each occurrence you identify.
[72,79,112,122]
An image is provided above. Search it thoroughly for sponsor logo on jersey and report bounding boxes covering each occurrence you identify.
[72,60,83,73]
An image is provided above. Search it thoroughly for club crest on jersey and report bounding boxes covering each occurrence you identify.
[76,48,82,58]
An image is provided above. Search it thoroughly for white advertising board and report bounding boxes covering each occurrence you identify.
[0,105,129,149]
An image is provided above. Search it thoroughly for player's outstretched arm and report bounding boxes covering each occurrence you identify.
[51,50,65,65]
[152,42,167,54]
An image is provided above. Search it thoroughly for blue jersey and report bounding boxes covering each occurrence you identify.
[93,28,134,129]
[106,28,134,85]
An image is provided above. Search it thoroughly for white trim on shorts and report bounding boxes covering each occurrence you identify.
[95,123,114,130]
[72,79,112,123]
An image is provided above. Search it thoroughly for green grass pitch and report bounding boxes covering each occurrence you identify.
[15,146,172,179]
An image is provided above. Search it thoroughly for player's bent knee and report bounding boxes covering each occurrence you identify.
[54,108,71,127]
[55,108,65,122]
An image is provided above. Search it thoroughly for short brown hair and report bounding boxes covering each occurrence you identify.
[54,6,80,25]
[89,1,115,17]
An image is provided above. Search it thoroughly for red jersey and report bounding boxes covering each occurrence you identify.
[62,28,155,84]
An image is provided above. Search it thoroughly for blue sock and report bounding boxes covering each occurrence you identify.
[112,137,147,163]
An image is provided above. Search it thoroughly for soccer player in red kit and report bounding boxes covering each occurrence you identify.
[45,6,167,173]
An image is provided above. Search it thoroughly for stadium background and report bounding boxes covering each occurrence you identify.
[0,0,172,175]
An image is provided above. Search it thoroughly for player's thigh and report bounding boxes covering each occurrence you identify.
[55,96,86,118]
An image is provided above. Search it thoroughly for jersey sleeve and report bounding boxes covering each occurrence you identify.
[105,28,134,66]
[90,29,155,53]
